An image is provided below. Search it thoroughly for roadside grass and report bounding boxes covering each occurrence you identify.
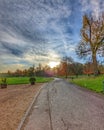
[0,77,53,85]
[70,75,104,93]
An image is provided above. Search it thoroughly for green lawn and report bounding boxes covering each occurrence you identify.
[70,75,104,93]
[0,77,53,85]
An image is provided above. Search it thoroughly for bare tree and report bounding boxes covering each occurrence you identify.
[61,56,74,78]
[76,13,104,75]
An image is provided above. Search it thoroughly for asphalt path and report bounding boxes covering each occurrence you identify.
[23,78,104,130]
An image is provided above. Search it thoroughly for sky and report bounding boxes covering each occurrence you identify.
[0,0,104,72]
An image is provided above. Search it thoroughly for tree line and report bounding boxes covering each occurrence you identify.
[58,58,104,78]
[0,58,104,78]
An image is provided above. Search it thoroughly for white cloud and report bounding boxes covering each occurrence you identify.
[0,63,27,73]
[0,31,27,46]
[80,0,104,18]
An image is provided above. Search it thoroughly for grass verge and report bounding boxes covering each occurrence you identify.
[70,75,104,93]
[0,77,53,85]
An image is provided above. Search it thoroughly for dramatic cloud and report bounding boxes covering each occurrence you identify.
[80,0,104,18]
[0,0,104,72]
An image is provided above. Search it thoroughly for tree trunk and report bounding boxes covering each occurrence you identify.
[92,52,99,76]
[65,62,68,78]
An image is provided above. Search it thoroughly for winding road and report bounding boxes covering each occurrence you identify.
[23,78,104,130]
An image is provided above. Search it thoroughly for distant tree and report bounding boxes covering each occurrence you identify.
[7,70,12,76]
[36,64,45,77]
[99,63,104,74]
[69,62,83,77]
[28,65,35,76]
[22,69,28,76]
[62,56,74,63]
[60,56,74,78]
[83,62,93,75]
[76,13,104,75]
[14,69,23,76]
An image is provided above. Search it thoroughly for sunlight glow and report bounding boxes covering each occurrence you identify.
[48,61,60,68]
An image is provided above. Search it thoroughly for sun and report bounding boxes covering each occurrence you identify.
[48,61,60,68]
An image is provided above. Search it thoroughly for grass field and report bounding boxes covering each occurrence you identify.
[70,75,104,93]
[0,76,53,85]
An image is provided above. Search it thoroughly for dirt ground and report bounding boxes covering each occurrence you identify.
[0,83,43,130]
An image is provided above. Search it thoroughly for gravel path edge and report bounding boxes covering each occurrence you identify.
[16,84,46,130]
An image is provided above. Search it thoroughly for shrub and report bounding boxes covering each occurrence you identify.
[1,78,7,88]
[29,77,36,85]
